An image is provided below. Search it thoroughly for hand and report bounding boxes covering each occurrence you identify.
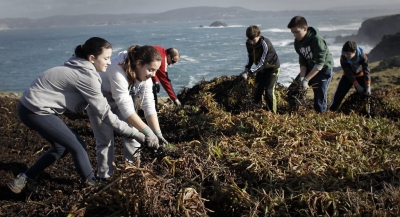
[355,84,364,93]
[154,130,169,148]
[128,131,145,145]
[140,126,159,149]
[174,99,182,107]
[154,82,160,93]
[364,84,371,95]
[301,78,309,90]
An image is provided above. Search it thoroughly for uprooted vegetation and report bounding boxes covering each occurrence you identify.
[1,75,400,216]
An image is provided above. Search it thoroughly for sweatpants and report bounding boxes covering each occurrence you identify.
[87,99,140,179]
[329,76,366,111]
[254,68,280,113]
[18,102,95,183]
[289,68,332,113]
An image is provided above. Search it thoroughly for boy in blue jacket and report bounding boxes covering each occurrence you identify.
[329,41,371,111]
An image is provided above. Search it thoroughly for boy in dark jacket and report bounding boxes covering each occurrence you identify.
[240,25,280,113]
[287,16,333,113]
[329,41,371,111]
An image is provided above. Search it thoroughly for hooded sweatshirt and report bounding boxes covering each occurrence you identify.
[245,36,280,73]
[20,56,135,137]
[294,27,333,71]
[101,51,156,120]
[340,46,371,86]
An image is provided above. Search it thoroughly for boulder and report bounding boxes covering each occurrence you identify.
[373,56,400,71]
[209,21,227,27]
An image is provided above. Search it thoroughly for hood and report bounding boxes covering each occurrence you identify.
[64,56,96,73]
[112,51,128,65]
[302,27,319,43]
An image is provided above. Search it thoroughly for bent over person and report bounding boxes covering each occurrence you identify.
[329,41,371,111]
[240,25,280,113]
[152,46,181,109]
[7,37,149,193]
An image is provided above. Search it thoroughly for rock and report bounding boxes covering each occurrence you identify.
[373,56,400,71]
[209,21,227,27]
[368,32,400,62]
[199,25,204,28]
[335,14,400,46]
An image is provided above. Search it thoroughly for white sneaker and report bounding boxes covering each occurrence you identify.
[7,173,27,194]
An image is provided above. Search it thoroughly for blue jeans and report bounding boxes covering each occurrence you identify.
[290,68,332,113]
[309,68,332,113]
[18,102,95,183]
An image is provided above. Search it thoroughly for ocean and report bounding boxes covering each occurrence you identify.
[0,12,387,97]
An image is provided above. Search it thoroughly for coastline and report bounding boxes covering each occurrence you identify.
[0,91,171,104]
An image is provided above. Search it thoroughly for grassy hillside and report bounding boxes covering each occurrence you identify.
[1,62,400,216]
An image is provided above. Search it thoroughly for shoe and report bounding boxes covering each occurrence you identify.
[7,173,27,194]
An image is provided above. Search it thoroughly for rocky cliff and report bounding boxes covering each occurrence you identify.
[335,14,400,45]
[368,32,400,62]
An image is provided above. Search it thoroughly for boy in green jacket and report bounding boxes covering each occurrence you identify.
[287,16,333,113]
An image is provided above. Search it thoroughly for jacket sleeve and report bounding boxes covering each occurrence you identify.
[311,37,329,70]
[245,43,254,69]
[250,40,268,73]
[108,67,136,120]
[340,55,357,85]
[141,79,157,117]
[361,53,371,85]
[157,68,178,101]
[76,73,134,137]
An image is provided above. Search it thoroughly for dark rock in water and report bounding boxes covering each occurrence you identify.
[199,25,204,27]
[209,21,227,27]
[335,14,400,45]
[368,32,400,62]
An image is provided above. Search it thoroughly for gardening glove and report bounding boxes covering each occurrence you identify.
[364,84,371,96]
[154,130,169,148]
[354,83,364,93]
[174,99,182,108]
[128,131,146,145]
[301,78,309,90]
[153,82,160,93]
[140,126,159,149]
[240,72,248,80]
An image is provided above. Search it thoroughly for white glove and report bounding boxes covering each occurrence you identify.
[301,78,309,90]
[140,126,159,149]
[128,131,145,145]
[154,130,169,148]
[355,84,364,93]
[240,72,248,80]
[364,84,371,95]
[174,99,182,107]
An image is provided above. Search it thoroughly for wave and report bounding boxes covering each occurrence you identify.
[263,28,288,33]
[193,24,245,29]
[316,22,361,31]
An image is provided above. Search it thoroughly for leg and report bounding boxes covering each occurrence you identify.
[329,75,352,111]
[87,105,115,179]
[123,138,141,163]
[309,68,332,113]
[263,68,280,113]
[18,102,95,182]
[254,71,268,104]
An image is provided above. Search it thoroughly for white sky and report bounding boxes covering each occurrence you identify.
[0,0,399,19]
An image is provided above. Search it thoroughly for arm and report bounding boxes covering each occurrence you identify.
[250,39,268,73]
[157,68,178,101]
[304,38,328,81]
[340,55,357,85]
[361,53,371,86]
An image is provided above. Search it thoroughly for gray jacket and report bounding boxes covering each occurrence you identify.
[20,56,135,137]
